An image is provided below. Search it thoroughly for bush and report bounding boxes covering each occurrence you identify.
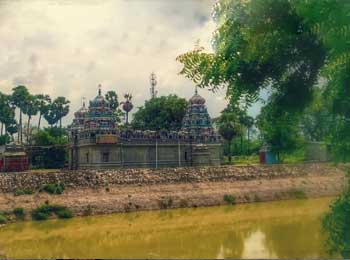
[14,188,34,196]
[31,204,73,221]
[0,214,7,224]
[13,208,25,220]
[223,194,236,204]
[40,183,65,195]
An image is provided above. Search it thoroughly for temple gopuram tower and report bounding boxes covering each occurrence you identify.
[180,87,221,165]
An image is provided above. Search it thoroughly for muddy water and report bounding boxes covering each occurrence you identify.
[0,197,335,258]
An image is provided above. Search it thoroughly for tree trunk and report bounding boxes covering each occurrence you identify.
[240,134,243,155]
[1,122,3,135]
[38,113,42,130]
[247,128,250,155]
[19,109,22,143]
[60,117,62,129]
[27,116,31,144]
[228,140,232,163]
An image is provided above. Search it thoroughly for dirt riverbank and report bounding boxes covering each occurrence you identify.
[0,163,346,221]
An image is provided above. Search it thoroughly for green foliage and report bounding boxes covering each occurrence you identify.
[13,208,25,220]
[40,183,65,195]
[31,127,68,168]
[177,0,326,113]
[256,101,304,162]
[322,189,350,258]
[0,134,10,145]
[105,90,123,123]
[43,97,70,128]
[31,204,73,221]
[223,194,236,204]
[14,188,34,196]
[0,214,7,224]
[131,95,188,131]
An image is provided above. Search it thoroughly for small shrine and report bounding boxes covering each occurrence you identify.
[0,143,29,172]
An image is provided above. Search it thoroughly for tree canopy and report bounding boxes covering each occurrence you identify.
[131,95,188,131]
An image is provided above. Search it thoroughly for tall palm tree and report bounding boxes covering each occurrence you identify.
[11,85,29,143]
[23,95,39,143]
[36,94,51,130]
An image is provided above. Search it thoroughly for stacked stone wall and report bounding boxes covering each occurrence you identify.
[0,163,343,193]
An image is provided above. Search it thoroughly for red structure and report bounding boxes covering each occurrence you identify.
[0,143,29,172]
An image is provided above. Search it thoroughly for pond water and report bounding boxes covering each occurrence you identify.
[0,197,335,258]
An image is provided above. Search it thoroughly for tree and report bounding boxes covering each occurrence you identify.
[131,95,188,131]
[0,92,15,137]
[105,90,123,123]
[177,0,326,113]
[50,97,70,129]
[121,93,133,125]
[36,94,51,130]
[43,102,58,127]
[22,94,39,143]
[11,85,30,143]
[31,127,68,168]
[217,108,241,163]
[322,175,350,259]
[256,99,302,162]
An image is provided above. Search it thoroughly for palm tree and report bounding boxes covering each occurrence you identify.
[53,97,70,129]
[36,94,51,130]
[11,85,29,143]
[23,95,39,143]
[121,93,133,125]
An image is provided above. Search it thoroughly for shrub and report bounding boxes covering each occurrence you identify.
[0,214,7,224]
[14,188,34,196]
[223,194,236,204]
[31,204,73,221]
[13,208,25,220]
[40,183,65,195]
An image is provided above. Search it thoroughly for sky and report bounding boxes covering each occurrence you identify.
[0,0,260,126]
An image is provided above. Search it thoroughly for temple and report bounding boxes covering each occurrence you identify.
[68,87,222,169]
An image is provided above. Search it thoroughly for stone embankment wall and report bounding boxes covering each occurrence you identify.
[0,163,343,193]
[0,163,346,220]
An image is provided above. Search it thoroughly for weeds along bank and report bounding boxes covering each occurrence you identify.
[0,163,346,223]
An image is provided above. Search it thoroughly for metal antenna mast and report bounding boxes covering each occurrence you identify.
[150,72,158,99]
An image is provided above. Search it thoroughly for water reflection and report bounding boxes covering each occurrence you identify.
[0,197,335,258]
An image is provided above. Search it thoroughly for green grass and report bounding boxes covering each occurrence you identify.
[14,188,34,196]
[224,155,260,165]
[223,194,236,204]
[40,183,65,195]
[31,204,73,221]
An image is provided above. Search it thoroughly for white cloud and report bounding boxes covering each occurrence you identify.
[0,0,230,127]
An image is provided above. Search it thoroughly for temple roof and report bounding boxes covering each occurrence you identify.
[189,87,205,105]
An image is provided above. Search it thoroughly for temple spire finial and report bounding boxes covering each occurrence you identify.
[82,97,86,107]
[195,86,198,95]
[98,84,102,96]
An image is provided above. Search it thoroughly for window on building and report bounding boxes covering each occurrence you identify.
[86,153,89,162]
[102,152,109,162]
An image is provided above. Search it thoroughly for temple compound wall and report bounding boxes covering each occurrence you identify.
[68,87,222,169]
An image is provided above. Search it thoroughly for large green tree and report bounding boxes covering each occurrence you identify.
[131,95,188,131]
